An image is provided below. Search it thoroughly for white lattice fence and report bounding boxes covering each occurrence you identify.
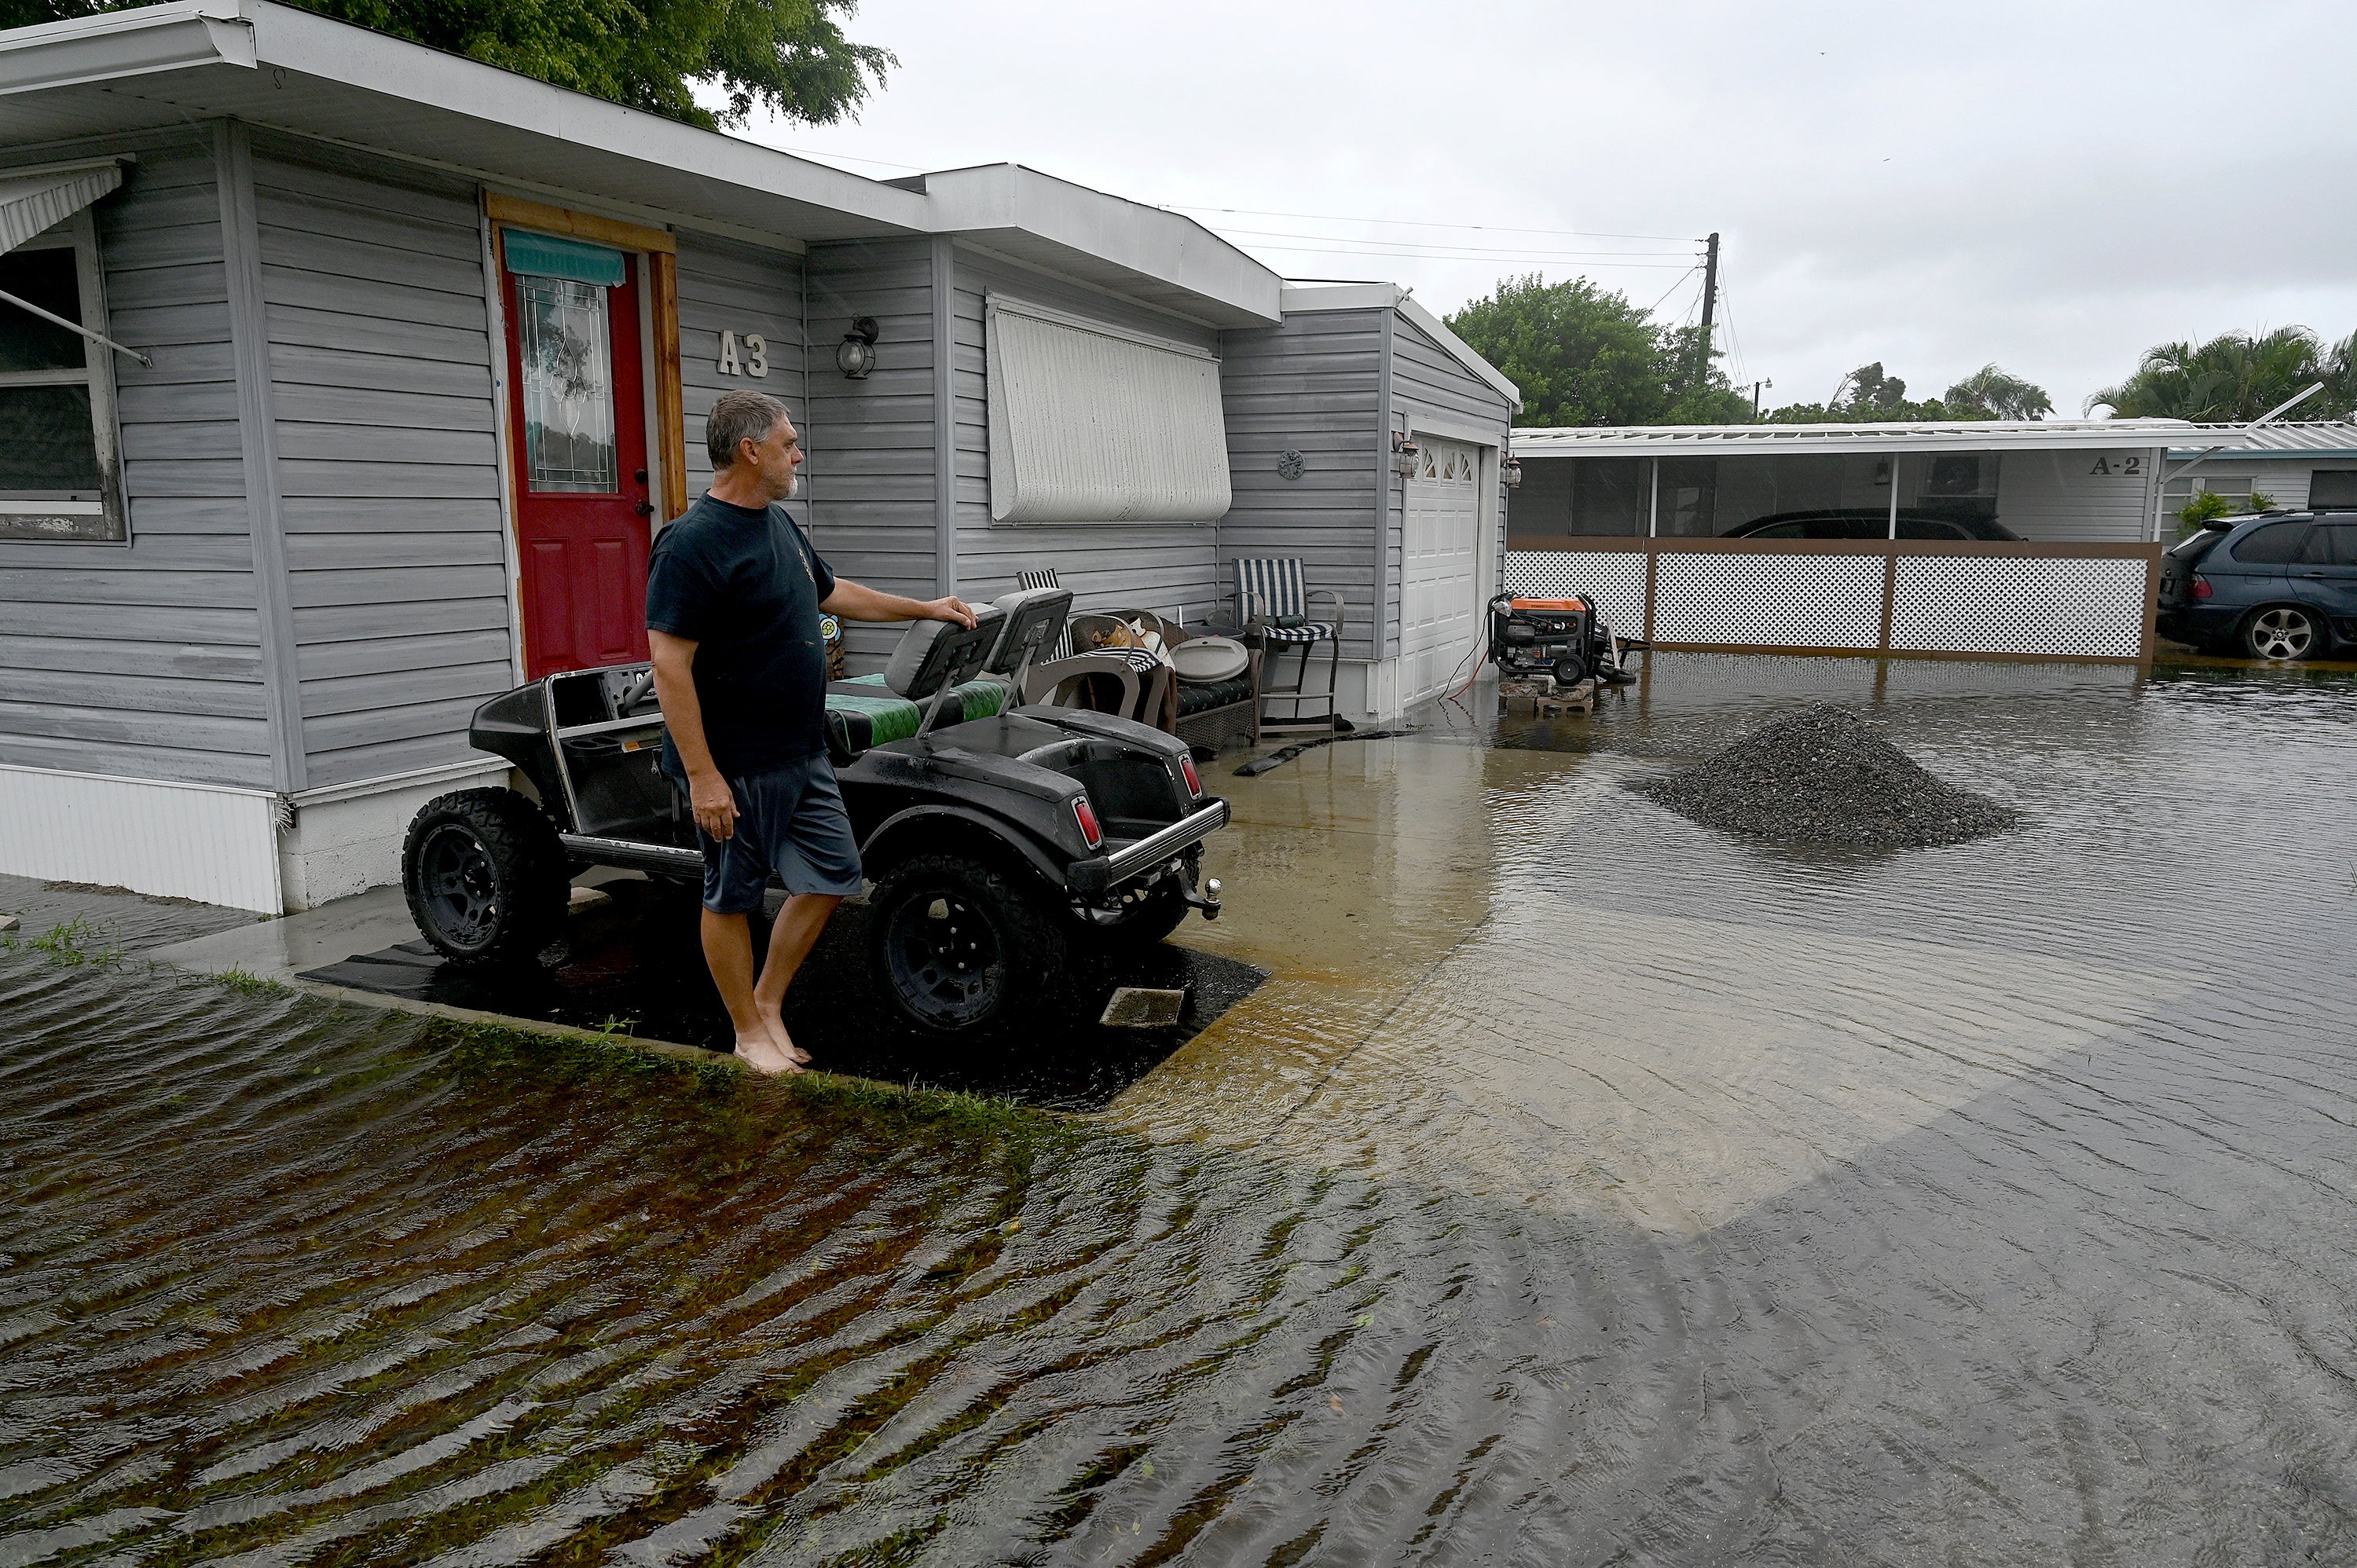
[1505,544,2155,660]
[1889,556,2150,658]
[1503,550,1646,628]
[1653,552,1886,647]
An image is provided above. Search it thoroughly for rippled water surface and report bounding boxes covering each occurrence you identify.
[5,654,2355,1566]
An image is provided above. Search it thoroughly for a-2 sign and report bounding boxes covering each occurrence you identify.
[2088,455,2144,476]
[717,330,768,378]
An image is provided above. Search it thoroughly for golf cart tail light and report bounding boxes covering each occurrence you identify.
[1072,796,1103,849]
[2190,573,2214,599]
[1179,756,1202,797]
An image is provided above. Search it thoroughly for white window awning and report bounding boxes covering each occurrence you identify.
[0,159,123,255]
[986,296,1231,526]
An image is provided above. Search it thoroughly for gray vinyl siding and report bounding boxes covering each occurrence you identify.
[1389,317,1513,660]
[1215,308,1385,661]
[251,141,510,787]
[805,237,938,668]
[0,136,270,788]
[950,247,1225,625]
[675,232,806,502]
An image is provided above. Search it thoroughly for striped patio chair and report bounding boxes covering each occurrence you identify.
[1016,567,1075,660]
[1230,557,1344,732]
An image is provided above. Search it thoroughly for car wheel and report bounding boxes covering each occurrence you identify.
[401,789,569,962]
[2240,605,2325,661]
[867,853,1069,1037]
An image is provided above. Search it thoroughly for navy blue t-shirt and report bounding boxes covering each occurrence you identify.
[645,494,836,777]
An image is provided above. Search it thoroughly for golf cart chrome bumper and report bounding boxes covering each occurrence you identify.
[559,833,702,876]
[1098,797,1230,885]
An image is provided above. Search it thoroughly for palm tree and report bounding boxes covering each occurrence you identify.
[2085,327,2326,421]
[1942,364,2052,420]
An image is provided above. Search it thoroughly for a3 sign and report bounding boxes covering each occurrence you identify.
[716,330,770,378]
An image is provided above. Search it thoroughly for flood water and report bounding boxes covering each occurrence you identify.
[5,652,2355,1566]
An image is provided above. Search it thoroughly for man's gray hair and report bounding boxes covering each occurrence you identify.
[706,389,790,470]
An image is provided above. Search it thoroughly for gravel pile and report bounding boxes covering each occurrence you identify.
[1629,704,2021,848]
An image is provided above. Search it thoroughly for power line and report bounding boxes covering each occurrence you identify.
[1205,224,1695,259]
[1167,203,1699,243]
[1644,266,1702,316]
[1229,241,1698,267]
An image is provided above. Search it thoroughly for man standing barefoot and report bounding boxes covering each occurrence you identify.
[647,390,974,1075]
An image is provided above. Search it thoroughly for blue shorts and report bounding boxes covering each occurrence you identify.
[681,755,864,914]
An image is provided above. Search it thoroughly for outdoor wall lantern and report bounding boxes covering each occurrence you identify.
[1501,456,1523,489]
[837,317,880,379]
[1391,432,1419,478]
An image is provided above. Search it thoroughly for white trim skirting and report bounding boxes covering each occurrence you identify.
[0,763,283,912]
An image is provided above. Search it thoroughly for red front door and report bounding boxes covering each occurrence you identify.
[502,254,651,679]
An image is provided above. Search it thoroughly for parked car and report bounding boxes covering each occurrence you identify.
[2157,511,2356,660]
[1722,509,2024,541]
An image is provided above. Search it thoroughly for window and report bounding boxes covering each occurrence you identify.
[2231,520,2309,564]
[1,211,123,542]
[984,296,1230,525]
[2160,473,2251,518]
[2299,522,2357,565]
[1567,456,1644,535]
[2308,469,2357,510]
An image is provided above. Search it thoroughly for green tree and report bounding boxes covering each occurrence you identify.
[1446,274,1751,427]
[1,0,893,130]
[1761,360,2049,424]
[2084,326,2338,422]
[1943,363,2053,420]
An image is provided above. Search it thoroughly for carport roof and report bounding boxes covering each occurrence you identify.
[0,0,1281,324]
[2166,421,2357,459]
[1509,419,2199,456]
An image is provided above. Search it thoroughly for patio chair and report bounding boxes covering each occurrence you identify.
[1016,568,1076,660]
[1230,557,1343,732]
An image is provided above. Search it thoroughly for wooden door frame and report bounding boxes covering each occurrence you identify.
[480,191,687,676]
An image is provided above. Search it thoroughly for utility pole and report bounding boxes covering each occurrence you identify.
[1694,232,1720,390]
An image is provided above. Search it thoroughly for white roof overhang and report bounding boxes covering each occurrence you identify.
[1279,282,1522,412]
[0,0,929,243]
[1509,419,2198,456]
[907,164,1279,328]
[0,155,121,251]
[0,2,1287,325]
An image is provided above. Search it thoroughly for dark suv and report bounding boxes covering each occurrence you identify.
[2157,511,2357,660]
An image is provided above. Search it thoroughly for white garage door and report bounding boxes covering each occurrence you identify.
[1402,436,1483,705]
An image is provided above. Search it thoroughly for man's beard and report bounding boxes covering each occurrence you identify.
[784,470,801,499]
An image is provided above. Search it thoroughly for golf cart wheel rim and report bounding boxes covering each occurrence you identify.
[418,822,500,950]
[2253,608,2315,659]
[884,889,1006,1025]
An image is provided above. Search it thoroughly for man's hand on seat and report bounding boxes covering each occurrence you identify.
[689,771,739,840]
[926,596,979,629]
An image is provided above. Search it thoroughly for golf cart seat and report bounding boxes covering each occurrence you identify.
[819,603,1010,764]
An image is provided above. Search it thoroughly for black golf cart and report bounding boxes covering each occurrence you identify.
[398,588,1229,1036]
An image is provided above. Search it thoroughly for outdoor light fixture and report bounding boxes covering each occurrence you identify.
[1392,432,1419,478]
[1501,456,1523,489]
[837,316,880,379]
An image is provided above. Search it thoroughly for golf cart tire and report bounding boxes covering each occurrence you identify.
[401,788,569,964]
[1094,879,1191,949]
[867,852,1069,1039]
[2239,604,2327,661]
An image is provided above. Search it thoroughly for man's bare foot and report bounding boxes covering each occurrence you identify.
[734,1029,801,1076]
[757,1010,812,1067]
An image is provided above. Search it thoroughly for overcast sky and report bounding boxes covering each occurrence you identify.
[742,1,2357,419]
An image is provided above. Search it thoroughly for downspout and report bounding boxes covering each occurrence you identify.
[930,237,956,596]
[215,119,306,799]
[1373,303,1396,672]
